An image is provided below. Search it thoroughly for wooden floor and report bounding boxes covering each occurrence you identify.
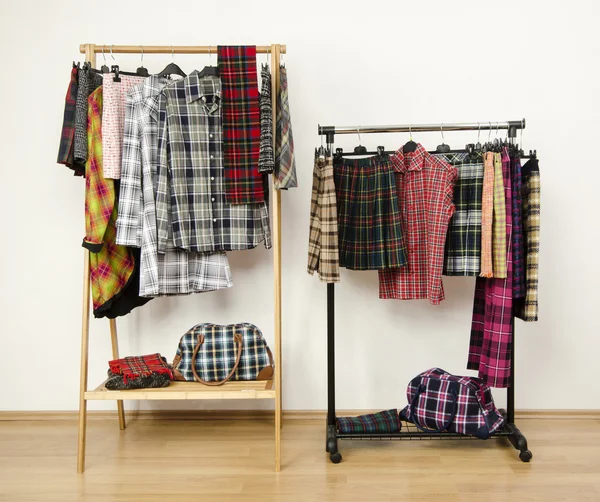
[0,417,599,502]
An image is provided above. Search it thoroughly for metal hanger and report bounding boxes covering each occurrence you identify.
[403,124,418,153]
[101,46,110,73]
[136,46,149,77]
[198,45,219,78]
[156,46,187,79]
[353,126,367,154]
[436,123,450,153]
[475,123,482,151]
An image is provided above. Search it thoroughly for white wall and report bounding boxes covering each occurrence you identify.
[1,0,598,412]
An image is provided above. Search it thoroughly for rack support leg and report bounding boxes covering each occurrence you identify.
[77,252,91,473]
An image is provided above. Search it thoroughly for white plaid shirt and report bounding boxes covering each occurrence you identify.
[116,76,233,297]
[154,71,271,254]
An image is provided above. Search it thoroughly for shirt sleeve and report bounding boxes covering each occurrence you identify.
[116,93,143,247]
[155,93,170,255]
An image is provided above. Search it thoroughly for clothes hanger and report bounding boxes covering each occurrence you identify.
[101,46,110,73]
[156,46,187,79]
[435,124,451,153]
[136,46,149,77]
[198,45,219,78]
[353,126,367,155]
[475,123,483,152]
[403,124,418,153]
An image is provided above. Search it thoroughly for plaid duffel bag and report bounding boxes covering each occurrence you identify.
[172,323,274,385]
[400,368,504,439]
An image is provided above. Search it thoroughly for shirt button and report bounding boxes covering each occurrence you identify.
[213,219,217,223]
[210,155,214,159]
[211,197,215,202]
[210,176,215,181]
[209,134,213,138]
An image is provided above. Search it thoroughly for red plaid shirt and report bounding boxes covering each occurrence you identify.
[379,144,457,305]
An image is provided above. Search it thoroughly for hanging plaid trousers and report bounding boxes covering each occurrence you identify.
[491,152,507,278]
[511,156,526,299]
[480,152,495,278]
[307,156,339,283]
[57,65,84,175]
[468,148,513,388]
[218,46,265,204]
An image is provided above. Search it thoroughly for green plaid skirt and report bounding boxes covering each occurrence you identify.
[333,156,408,270]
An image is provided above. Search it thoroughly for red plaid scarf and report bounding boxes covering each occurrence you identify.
[218,46,265,204]
[108,353,173,384]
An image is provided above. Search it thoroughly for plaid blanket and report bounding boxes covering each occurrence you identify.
[218,46,265,204]
[337,409,401,434]
[108,353,173,384]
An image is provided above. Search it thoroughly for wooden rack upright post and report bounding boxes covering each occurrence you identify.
[77,43,286,473]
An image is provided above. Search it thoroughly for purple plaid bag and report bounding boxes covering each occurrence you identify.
[400,368,504,439]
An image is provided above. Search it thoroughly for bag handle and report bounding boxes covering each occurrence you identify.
[191,333,243,386]
[409,384,458,433]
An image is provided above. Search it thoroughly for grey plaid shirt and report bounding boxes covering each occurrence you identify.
[154,71,271,254]
[116,76,233,297]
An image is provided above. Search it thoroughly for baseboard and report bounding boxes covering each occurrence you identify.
[1,409,599,422]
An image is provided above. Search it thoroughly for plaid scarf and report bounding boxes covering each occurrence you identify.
[218,46,265,204]
[109,354,173,384]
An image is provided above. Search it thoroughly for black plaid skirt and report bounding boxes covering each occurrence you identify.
[333,156,408,270]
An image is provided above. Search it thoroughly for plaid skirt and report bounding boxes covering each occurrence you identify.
[333,156,408,270]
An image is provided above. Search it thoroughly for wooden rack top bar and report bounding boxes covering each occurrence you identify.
[79,44,286,54]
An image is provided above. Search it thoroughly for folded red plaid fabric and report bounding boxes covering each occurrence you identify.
[108,353,173,384]
[218,45,265,204]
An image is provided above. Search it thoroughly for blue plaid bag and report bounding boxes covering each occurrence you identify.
[400,368,504,439]
[172,323,274,385]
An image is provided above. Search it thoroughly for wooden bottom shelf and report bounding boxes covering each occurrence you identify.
[85,380,275,401]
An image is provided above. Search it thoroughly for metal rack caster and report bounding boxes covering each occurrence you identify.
[519,449,533,462]
[329,451,342,464]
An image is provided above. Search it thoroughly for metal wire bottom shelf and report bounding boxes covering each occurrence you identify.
[336,420,512,441]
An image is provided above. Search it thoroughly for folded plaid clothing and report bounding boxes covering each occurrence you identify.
[105,371,171,390]
[108,353,173,384]
[337,409,401,434]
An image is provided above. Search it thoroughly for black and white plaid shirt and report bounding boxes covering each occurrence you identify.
[154,71,271,254]
[117,76,233,297]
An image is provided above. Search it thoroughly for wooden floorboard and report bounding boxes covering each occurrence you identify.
[0,418,598,501]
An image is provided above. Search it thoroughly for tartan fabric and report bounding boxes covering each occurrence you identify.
[275,66,298,189]
[85,87,151,317]
[337,410,401,434]
[117,76,233,297]
[218,46,265,204]
[480,152,495,277]
[74,65,102,164]
[399,368,504,438]
[334,156,408,270]
[437,152,483,276]
[491,152,507,278]
[108,353,172,384]
[258,64,274,173]
[307,156,340,283]
[101,74,146,179]
[174,323,273,382]
[155,71,271,254]
[468,148,514,388]
[511,155,526,298]
[57,65,84,175]
[515,159,540,322]
[379,144,457,304]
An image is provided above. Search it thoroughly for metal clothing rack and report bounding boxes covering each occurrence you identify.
[318,119,532,464]
[77,43,286,473]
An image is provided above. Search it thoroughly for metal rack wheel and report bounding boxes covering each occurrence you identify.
[519,449,533,462]
[329,451,342,464]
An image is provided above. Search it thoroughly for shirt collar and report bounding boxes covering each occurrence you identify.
[184,70,221,105]
[392,143,428,172]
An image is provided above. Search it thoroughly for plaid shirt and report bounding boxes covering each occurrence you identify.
[379,144,457,305]
[85,87,150,317]
[218,46,265,204]
[275,66,298,189]
[511,156,526,298]
[155,71,271,254]
[492,152,507,278]
[117,76,233,297]
[515,159,540,322]
[479,152,495,277]
[101,74,146,179]
[437,152,483,276]
[258,64,274,173]
[468,148,513,388]
[57,64,84,175]
[74,65,102,164]
[307,156,339,282]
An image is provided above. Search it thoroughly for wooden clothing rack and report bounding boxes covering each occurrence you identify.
[77,43,286,473]
[318,120,532,464]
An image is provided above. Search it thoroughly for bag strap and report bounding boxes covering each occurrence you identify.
[409,384,458,433]
[191,333,243,386]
